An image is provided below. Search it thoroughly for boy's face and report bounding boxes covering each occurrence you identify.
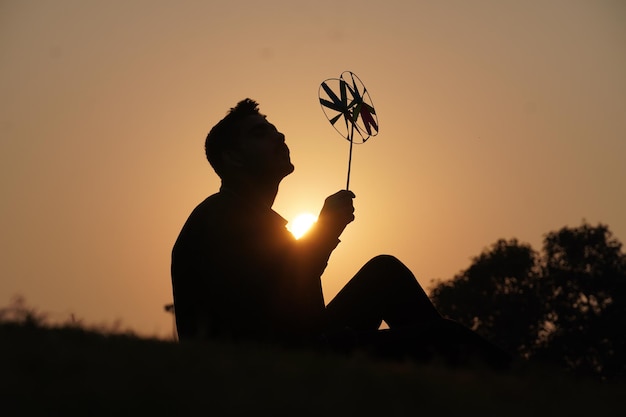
[234,114,295,181]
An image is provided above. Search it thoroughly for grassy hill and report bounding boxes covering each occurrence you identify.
[2,321,624,417]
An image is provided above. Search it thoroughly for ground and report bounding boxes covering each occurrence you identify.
[1,322,624,417]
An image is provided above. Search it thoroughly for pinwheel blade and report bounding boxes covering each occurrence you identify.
[320,97,344,113]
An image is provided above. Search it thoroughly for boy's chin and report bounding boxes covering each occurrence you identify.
[285,163,295,176]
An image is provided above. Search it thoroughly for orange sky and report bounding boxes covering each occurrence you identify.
[2,0,625,337]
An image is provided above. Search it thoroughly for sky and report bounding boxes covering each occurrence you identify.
[1,0,625,338]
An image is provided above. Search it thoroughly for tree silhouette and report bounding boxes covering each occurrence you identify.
[430,222,626,379]
[537,223,626,378]
[430,239,544,359]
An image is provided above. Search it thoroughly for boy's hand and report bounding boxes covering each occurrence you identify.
[318,190,356,238]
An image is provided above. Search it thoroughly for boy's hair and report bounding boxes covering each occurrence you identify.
[205,98,264,178]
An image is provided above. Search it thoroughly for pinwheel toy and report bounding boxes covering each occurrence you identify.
[319,71,379,191]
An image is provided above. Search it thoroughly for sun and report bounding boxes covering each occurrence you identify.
[288,212,318,239]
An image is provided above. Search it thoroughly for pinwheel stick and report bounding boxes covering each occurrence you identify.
[346,122,355,190]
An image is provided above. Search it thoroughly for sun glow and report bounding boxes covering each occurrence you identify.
[288,213,318,239]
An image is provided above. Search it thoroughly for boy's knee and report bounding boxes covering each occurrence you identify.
[368,254,402,267]
[369,254,410,274]
[361,255,414,283]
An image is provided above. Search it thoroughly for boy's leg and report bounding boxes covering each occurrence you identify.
[324,255,441,332]
[322,255,511,368]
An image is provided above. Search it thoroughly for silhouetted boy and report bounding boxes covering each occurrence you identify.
[171,99,510,368]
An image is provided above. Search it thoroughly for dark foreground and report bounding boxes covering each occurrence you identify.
[1,323,623,417]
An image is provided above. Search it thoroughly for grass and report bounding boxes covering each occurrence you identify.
[1,320,624,417]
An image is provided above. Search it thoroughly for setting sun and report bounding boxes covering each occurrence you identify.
[288,213,318,239]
